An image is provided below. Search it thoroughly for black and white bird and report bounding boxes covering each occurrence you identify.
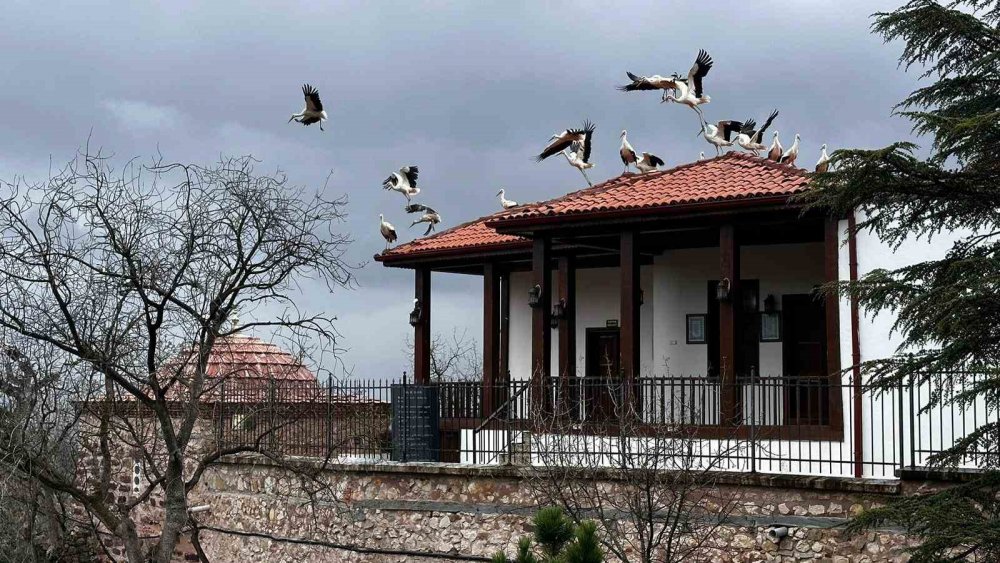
[379,214,397,250]
[620,51,714,120]
[779,134,801,166]
[288,84,328,131]
[635,152,665,173]
[702,120,742,156]
[735,110,779,155]
[383,166,420,201]
[496,189,518,209]
[618,130,664,174]
[406,203,441,236]
[767,132,783,162]
[563,141,595,186]
[618,72,680,102]
[698,151,707,161]
[537,121,595,162]
[815,144,831,173]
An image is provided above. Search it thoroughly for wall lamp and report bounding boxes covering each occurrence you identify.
[528,284,542,308]
[764,294,777,313]
[715,278,732,302]
[550,298,566,329]
[408,298,423,327]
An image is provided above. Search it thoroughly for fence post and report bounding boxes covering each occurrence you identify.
[217,378,225,448]
[908,375,916,470]
[401,371,408,464]
[505,383,514,466]
[749,376,756,474]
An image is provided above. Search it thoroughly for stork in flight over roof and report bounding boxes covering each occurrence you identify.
[563,141,595,186]
[379,214,397,251]
[406,203,441,236]
[383,166,421,201]
[702,119,742,156]
[288,84,328,131]
[735,110,779,155]
[618,50,714,121]
[496,189,518,209]
[536,121,596,162]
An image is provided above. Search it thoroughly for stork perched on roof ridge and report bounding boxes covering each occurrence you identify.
[496,189,518,209]
[288,84,328,131]
[379,214,396,251]
[815,144,831,173]
[767,132,783,162]
[383,166,420,201]
[779,134,801,166]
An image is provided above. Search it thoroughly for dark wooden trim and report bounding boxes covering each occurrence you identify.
[620,231,641,411]
[531,238,552,409]
[499,270,511,386]
[482,263,500,415]
[719,224,740,424]
[557,256,576,381]
[413,268,432,384]
[825,219,844,432]
[848,213,864,477]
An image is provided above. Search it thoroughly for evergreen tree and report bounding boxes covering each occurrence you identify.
[492,507,604,563]
[803,1,1000,560]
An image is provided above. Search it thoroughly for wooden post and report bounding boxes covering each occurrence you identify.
[482,263,501,416]
[620,231,641,410]
[499,270,511,411]
[531,238,552,411]
[719,225,739,424]
[413,268,432,384]
[557,255,576,414]
[825,219,844,431]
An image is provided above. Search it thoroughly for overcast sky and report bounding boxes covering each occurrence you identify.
[0,1,920,380]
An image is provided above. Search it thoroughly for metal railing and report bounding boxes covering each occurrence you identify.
[209,373,999,479]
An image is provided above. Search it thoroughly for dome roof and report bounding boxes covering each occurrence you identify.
[199,335,316,382]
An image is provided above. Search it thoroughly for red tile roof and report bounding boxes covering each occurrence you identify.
[377,154,809,264]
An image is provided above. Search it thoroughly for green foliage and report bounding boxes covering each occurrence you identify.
[493,507,603,563]
[800,1,1000,560]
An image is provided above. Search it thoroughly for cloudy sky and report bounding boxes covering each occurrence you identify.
[0,1,921,379]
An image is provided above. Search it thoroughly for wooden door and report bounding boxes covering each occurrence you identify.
[585,328,620,422]
[782,294,829,425]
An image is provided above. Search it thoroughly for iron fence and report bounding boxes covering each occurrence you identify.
[210,373,998,479]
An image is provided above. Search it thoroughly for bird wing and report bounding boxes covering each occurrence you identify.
[537,135,575,161]
[580,120,595,163]
[302,84,323,112]
[740,119,758,138]
[644,153,665,167]
[405,203,437,214]
[718,120,743,142]
[620,145,636,165]
[687,50,713,98]
[400,166,418,187]
[752,110,779,143]
[382,173,399,190]
[617,72,660,92]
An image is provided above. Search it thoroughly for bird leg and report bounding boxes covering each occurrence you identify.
[579,168,594,187]
[319,122,325,132]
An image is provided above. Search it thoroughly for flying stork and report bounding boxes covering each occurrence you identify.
[383,166,420,201]
[379,214,397,250]
[815,144,831,173]
[702,119,742,156]
[536,121,596,162]
[735,110,779,155]
[288,84,328,131]
[767,132,783,162]
[779,134,801,166]
[406,203,441,235]
[563,141,595,186]
[496,189,518,209]
[619,50,714,121]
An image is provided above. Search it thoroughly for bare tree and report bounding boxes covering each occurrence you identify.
[525,377,745,563]
[0,147,353,562]
[405,328,483,382]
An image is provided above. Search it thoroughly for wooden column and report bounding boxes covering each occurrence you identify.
[413,268,432,384]
[825,219,844,431]
[719,225,739,424]
[482,263,501,416]
[531,238,552,410]
[620,231,641,409]
[557,256,576,413]
[499,271,511,412]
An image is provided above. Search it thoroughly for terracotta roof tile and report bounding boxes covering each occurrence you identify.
[377,154,808,263]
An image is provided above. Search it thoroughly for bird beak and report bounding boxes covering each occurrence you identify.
[495,190,502,196]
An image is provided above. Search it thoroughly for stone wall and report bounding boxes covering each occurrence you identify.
[185,458,919,563]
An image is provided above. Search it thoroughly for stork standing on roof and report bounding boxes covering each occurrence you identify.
[619,130,665,174]
[618,50,714,122]
[780,134,801,166]
[767,132,783,162]
[496,189,518,209]
[288,84,328,131]
[383,166,420,201]
[537,121,596,186]
[702,119,742,156]
[699,151,707,161]
[379,214,397,250]
[735,110,779,155]
[815,144,831,173]
[406,203,441,236]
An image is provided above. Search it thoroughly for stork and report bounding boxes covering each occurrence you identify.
[815,144,831,173]
[383,166,420,201]
[496,189,518,209]
[618,72,678,102]
[563,141,595,186]
[406,203,441,236]
[618,49,714,121]
[779,134,801,166]
[698,151,707,161]
[619,130,638,173]
[702,119,742,156]
[288,84,328,131]
[635,152,665,173]
[537,121,595,162]
[767,132,783,162]
[379,214,397,250]
[735,110,779,155]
